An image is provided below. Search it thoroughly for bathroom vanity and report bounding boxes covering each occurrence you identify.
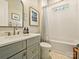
[0,33,40,59]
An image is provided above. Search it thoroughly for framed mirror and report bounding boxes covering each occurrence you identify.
[0,0,24,27]
[8,0,24,27]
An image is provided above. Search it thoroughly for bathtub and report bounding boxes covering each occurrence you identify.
[46,39,78,59]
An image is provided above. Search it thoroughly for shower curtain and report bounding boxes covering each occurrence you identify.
[43,0,79,43]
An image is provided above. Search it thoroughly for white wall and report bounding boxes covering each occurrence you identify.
[22,0,41,33]
[48,0,64,5]
[0,0,8,26]
[41,0,48,7]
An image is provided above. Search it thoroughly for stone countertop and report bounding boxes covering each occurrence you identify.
[0,33,40,47]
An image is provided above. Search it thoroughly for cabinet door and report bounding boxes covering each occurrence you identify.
[0,40,26,59]
[27,36,40,48]
[27,36,40,59]
[27,43,40,59]
[8,50,27,59]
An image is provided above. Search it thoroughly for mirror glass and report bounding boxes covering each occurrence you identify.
[8,0,24,27]
[0,0,24,27]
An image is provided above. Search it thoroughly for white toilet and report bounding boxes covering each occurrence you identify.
[40,42,52,59]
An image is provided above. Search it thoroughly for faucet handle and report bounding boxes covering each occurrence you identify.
[17,31,20,35]
[5,32,11,36]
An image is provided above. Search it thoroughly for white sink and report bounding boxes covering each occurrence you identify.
[4,34,30,39]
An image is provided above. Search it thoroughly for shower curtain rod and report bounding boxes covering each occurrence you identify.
[43,0,64,8]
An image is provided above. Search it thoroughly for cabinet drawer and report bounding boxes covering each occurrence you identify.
[0,41,26,59]
[27,36,40,48]
[8,50,27,59]
[27,43,40,59]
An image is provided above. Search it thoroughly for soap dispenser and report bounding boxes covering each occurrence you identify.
[23,27,27,34]
[26,27,29,34]
[23,27,29,34]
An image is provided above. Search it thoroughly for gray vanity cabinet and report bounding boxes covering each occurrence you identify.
[27,36,40,59]
[0,35,40,59]
[8,50,27,59]
[0,41,26,59]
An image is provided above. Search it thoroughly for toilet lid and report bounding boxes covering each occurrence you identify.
[40,42,52,48]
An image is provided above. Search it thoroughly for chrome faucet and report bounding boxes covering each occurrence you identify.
[13,26,17,35]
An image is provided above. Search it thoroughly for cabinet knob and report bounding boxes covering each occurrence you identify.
[32,51,34,54]
[23,52,27,56]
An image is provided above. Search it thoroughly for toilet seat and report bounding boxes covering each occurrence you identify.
[40,42,52,48]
